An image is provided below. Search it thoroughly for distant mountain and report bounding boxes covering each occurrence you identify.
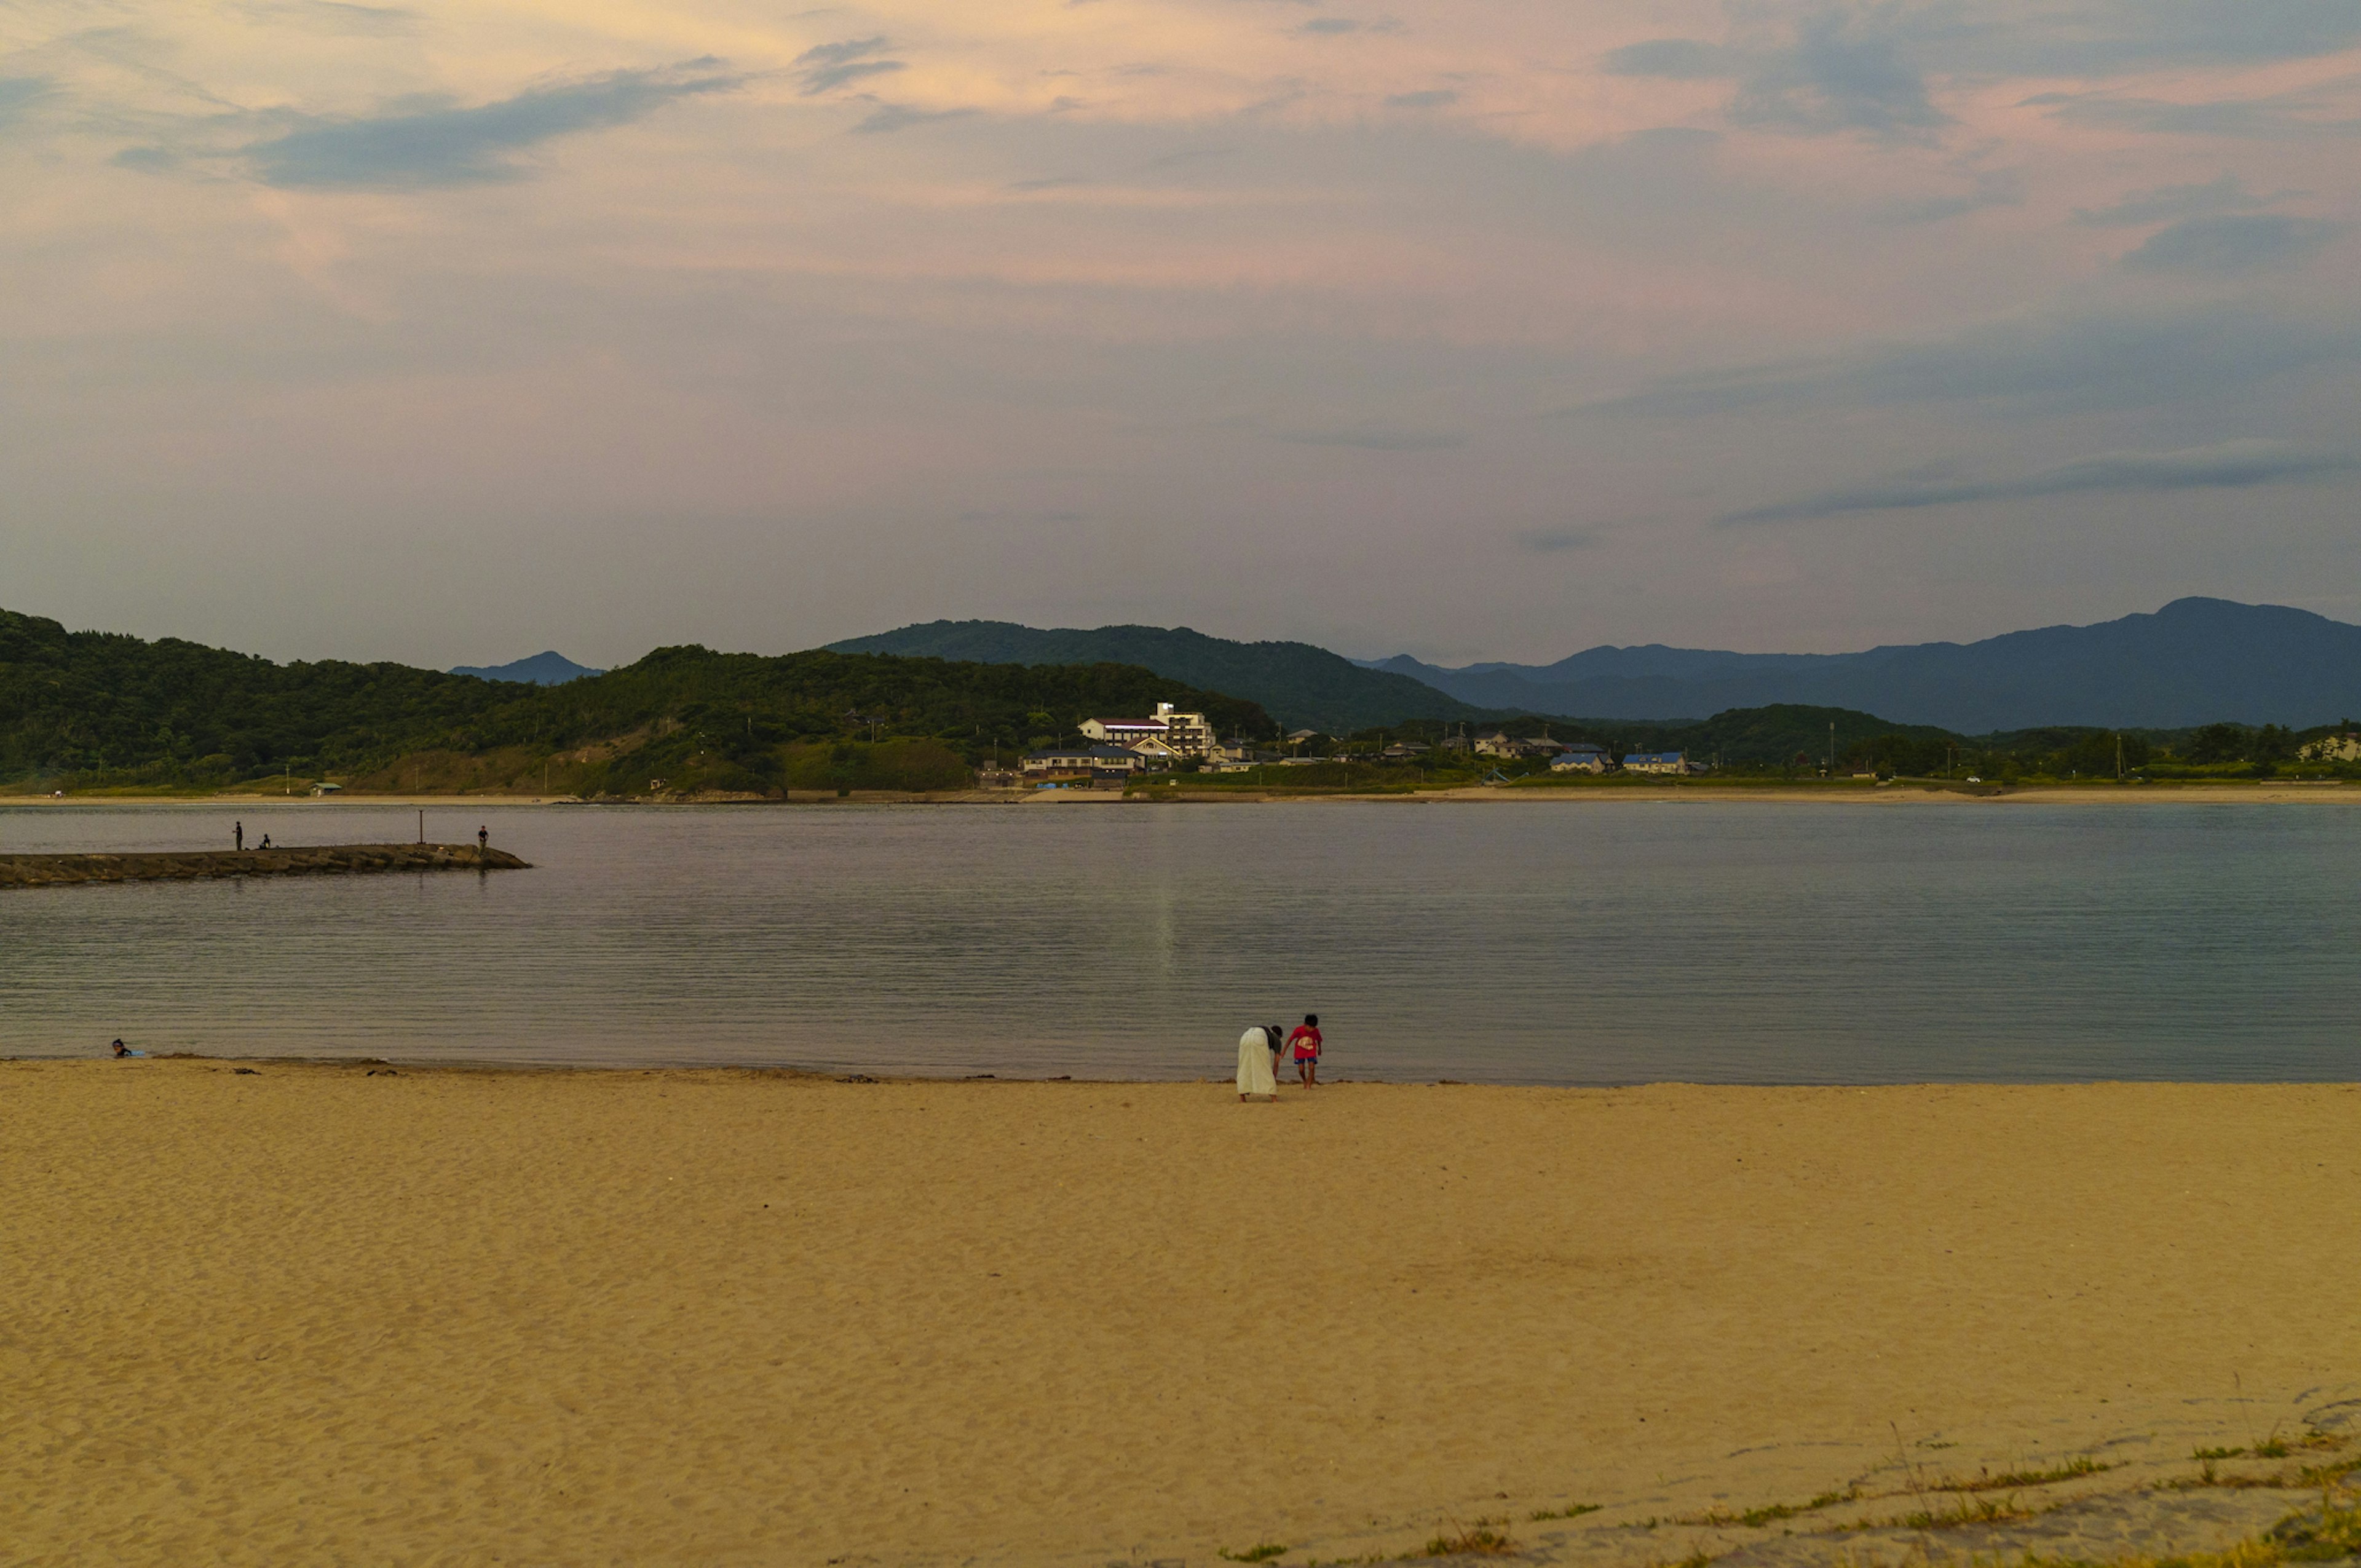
[1368,599,2361,731]
[450,651,604,686]
[828,620,1476,733]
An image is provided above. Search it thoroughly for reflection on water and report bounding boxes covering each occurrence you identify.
[2,799,2357,1082]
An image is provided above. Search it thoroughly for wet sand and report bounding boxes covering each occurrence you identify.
[4,1066,2357,1565]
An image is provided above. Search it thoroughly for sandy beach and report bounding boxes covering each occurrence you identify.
[5,1066,2358,1566]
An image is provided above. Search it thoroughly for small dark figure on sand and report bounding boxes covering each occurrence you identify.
[1289,1013,1323,1088]
[478,825,489,851]
[234,821,243,852]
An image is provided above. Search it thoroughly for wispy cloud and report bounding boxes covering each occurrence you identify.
[0,74,55,132]
[240,61,742,188]
[1271,424,1466,451]
[1520,526,1597,553]
[2074,172,2269,226]
[2023,90,2361,139]
[1944,2,2361,75]
[1383,89,1457,109]
[851,100,973,134]
[1874,167,2022,225]
[794,37,904,95]
[1592,306,2361,419]
[1730,9,1948,140]
[1721,440,2356,525]
[232,1,419,35]
[1601,39,1736,80]
[1602,11,1945,141]
[2121,213,2343,274]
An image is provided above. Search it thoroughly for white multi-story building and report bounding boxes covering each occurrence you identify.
[1082,702,1214,759]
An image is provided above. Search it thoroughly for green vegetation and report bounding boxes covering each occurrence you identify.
[1685,1488,1859,1527]
[2011,1491,2361,1568]
[0,607,1267,796]
[1948,1457,2114,1492]
[1220,1545,1291,1563]
[1420,1522,1516,1557]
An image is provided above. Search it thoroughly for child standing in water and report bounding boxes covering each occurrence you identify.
[1288,1014,1323,1087]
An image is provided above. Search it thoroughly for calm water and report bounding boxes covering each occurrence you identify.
[3,800,2357,1082]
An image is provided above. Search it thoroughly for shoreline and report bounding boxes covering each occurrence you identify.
[8,1053,2359,1088]
[8,1064,2357,1566]
[7,781,2360,807]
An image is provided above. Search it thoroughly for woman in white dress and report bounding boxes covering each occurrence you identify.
[1236,1024,1280,1100]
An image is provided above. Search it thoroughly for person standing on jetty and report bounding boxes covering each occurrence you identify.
[1289,1014,1323,1087]
[477,825,488,851]
[1235,1024,1281,1101]
[234,821,243,852]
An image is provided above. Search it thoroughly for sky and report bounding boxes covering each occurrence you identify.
[2,1,2358,668]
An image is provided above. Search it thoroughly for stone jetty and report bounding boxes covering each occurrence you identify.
[0,843,530,889]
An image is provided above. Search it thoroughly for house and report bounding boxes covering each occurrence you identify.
[1286,729,1320,746]
[1023,744,1142,778]
[1549,745,1609,774]
[1436,733,1471,752]
[1621,751,1699,775]
[310,781,344,796]
[1125,736,1184,768]
[1479,731,1567,759]
[2301,734,2361,762]
[1212,737,1276,766]
[1380,742,1431,759]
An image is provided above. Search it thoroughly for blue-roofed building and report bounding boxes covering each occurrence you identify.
[1622,750,1700,775]
[1550,743,1610,774]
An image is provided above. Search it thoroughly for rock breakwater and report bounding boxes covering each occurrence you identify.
[0,843,530,889]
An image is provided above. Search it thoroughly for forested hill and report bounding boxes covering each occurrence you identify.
[828,620,1477,733]
[0,609,1270,796]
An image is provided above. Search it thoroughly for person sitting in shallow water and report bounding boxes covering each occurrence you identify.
[110,1038,144,1059]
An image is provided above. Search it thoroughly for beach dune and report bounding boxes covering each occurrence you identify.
[3,1065,2356,1565]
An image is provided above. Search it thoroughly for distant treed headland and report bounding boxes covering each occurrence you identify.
[0,609,1267,797]
[5,600,2360,797]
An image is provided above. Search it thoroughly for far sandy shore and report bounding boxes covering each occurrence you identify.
[6,1066,2357,1565]
[10,782,2361,807]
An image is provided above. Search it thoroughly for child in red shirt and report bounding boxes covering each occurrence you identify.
[1287,1014,1323,1087]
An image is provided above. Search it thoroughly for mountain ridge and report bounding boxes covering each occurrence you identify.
[1366,598,2361,731]
[826,620,1477,733]
[449,651,603,686]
